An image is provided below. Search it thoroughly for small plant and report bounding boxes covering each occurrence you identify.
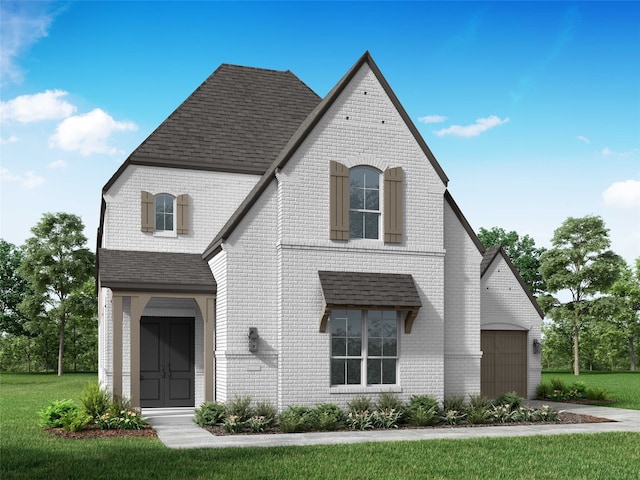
[534,405,558,422]
[550,378,567,393]
[255,400,278,426]
[279,406,314,433]
[495,391,523,410]
[97,409,147,430]
[510,406,534,422]
[80,382,110,420]
[311,403,345,431]
[346,410,374,430]
[38,399,79,428]
[347,395,372,414]
[489,404,513,423]
[60,410,92,432]
[227,395,254,422]
[465,395,491,424]
[405,395,440,426]
[222,415,244,433]
[376,391,403,413]
[441,409,466,425]
[246,415,271,433]
[585,387,608,401]
[372,408,401,429]
[110,394,131,414]
[194,401,226,427]
[443,395,465,413]
[535,382,552,399]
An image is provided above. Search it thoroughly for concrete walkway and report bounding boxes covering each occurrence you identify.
[143,402,640,450]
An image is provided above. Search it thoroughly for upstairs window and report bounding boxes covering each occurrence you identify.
[141,192,189,235]
[155,194,174,231]
[349,167,380,239]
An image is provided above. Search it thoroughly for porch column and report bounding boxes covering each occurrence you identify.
[111,295,123,399]
[196,296,215,403]
[129,294,151,408]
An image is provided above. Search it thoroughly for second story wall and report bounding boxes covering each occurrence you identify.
[102,165,260,253]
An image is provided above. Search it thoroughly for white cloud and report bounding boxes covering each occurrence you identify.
[0,2,55,85]
[418,114,447,124]
[577,135,590,144]
[602,180,640,208]
[48,159,67,169]
[433,115,510,137]
[602,147,637,157]
[0,134,18,144]
[49,108,138,155]
[1,90,76,123]
[0,167,44,189]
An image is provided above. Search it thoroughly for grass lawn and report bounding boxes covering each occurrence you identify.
[1,373,639,480]
[541,371,640,410]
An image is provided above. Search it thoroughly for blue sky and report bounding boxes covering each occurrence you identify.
[1,1,639,264]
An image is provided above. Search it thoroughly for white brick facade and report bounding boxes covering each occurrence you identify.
[99,56,542,409]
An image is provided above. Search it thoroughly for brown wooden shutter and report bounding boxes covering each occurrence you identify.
[141,191,154,232]
[384,167,403,243]
[177,194,189,234]
[330,161,350,240]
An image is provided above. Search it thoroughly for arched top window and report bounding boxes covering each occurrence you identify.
[155,194,175,231]
[349,167,380,239]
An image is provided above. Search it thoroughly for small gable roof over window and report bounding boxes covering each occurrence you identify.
[318,270,422,333]
[98,249,215,294]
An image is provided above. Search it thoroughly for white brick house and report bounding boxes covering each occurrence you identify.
[97,52,543,409]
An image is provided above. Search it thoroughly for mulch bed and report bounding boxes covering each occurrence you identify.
[45,411,614,440]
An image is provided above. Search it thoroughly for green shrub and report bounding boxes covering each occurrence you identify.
[246,415,271,433]
[311,403,345,431]
[97,409,147,430]
[372,408,401,429]
[550,378,567,392]
[80,382,110,419]
[376,391,403,412]
[226,395,254,422]
[194,401,226,427]
[346,410,374,430]
[570,381,587,396]
[441,409,466,425]
[279,406,314,433]
[585,387,608,401]
[60,410,92,432]
[535,382,552,399]
[533,405,559,422]
[38,399,79,428]
[255,400,278,425]
[465,394,491,424]
[347,395,372,414]
[222,415,244,433]
[443,395,465,412]
[495,391,523,410]
[110,394,131,414]
[406,394,440,426]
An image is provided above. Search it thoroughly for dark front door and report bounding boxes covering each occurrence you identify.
[481,330,528,399]
[140,317,195,408]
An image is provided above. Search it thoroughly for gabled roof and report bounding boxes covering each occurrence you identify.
[103,64,321,191]
[481,246,544,318]
[202,51,449,259]
[98,249,215,294]
[444,190,485,254]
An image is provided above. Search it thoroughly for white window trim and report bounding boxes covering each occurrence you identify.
[153,193,177,237]
[329,309,400,388]
[349,166,383,241]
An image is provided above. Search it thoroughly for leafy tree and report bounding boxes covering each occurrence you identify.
[539,215,623,375]
[606,258,640,371]
[477,227,546,295]
[17,213,95,376]
[0,239,31,336]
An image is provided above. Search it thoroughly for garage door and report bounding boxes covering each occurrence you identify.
[481,330,527,399]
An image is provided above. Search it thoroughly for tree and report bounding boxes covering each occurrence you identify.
[539,215,623,375]
[606,258,640,371]
[477,227,546,295]
[17,213,95,376]
[0,239,31,336]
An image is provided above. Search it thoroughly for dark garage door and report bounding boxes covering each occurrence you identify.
[140,317,195,408]
[481,330,527,399]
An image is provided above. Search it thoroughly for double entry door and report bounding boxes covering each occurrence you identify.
[140,317,195,408]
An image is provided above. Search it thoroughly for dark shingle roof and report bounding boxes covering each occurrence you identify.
[481,246,501,276]
[319,271,421,308]
[103,64,321,191]
[98,249,215,294]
